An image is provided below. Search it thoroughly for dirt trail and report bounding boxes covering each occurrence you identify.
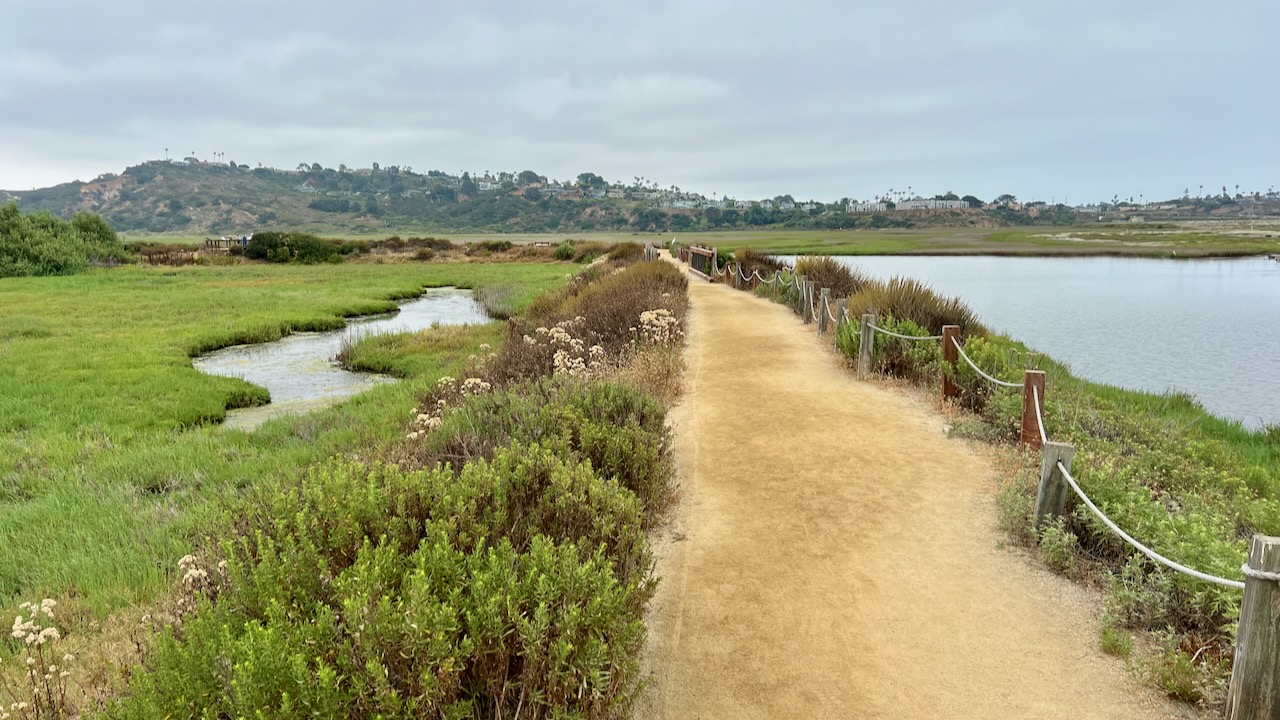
[639,274,1198,720]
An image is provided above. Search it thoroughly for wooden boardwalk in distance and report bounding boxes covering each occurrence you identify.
[637,269,1200,720]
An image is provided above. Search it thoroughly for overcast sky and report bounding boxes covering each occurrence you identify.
[2,1,1275,203]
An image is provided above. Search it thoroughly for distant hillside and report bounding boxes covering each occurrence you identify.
[7,160,1269,236]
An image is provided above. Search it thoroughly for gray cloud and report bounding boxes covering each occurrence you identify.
[1,0,1275,202]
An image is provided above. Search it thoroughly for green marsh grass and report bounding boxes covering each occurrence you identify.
[0,262,565,620]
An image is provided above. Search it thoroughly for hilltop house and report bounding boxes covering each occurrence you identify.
[847,201,886,213]
[896,199,970,210]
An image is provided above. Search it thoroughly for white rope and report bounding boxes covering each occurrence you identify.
[1056,461,1246,589]
[867,323,944,341]
[1242,565,1280,583]
[1032,385,1048,446]
[826,300,838,323]
[951,336,1022,388]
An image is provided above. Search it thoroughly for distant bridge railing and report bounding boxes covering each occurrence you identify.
[673,251,1280,719]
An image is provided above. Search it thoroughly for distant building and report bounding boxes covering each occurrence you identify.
[896,199,970,210]
[847,201,886,213]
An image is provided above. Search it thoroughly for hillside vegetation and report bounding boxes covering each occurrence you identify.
[1,160,1139,237]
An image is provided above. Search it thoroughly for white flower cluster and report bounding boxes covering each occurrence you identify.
[9,600,58,646]
[405,375,493,440]
[175,554,223,618]
[636,309,683,345]
[522,317,606,378]
[4,600,73,719]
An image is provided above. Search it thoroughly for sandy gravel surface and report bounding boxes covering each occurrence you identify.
[638,273,1200,720]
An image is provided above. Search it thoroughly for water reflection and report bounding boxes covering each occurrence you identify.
[784,256,1280,429]
[193,288,489,430]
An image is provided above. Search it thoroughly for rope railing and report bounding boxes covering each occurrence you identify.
[867,322,944,341]
[1056,460,1246,590]
[1031,385,1048,446]
[950,335,1022,388]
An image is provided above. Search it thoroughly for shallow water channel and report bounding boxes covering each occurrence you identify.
[193,288,489,430]
[782,255,1280,429]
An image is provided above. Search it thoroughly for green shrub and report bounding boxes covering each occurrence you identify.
[734,247,784,278]
[553,242,575,261]
[465,240,514,255]
[0,202,127,277]
[941,335,1021,412]
[834,314,941,382]
[846,276,988,336]
[411,378,674,520]
[571,242,608,264]
[107,444,654,719]
[246,231,351,264]
[794,255,872,298]
[605,241,644,267]
[1038,517,1079,575]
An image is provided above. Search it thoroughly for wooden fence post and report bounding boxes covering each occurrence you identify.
[818,288,831,333]
[942,325,959,401]
[1228,534,1280,720]
[835,299,847,352]
[858,313,875,380]
[1034,442,1076,527]
[1021,370,1047,449]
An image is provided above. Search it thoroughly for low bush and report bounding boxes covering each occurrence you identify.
[405,378,674,520]
[485,261,688,386]
[1,202,127,277]
[794,256,873,298]
[733,247,784,278]
[466,240,514,255]
[245,231,356,264]
[845,276,987,337]
[605,242,644,267]
[553,242,575,261]
[571,242,608,264]
[105,446,652,719]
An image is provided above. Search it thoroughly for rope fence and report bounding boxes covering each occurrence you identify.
[950,336,1023,388]
[867,322,944,341]
[1055,459,1246,590]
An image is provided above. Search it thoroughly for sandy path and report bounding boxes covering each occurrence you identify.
[638,274,1198,720]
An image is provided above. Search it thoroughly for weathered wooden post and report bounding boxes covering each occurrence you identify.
[801,281,812,324]
[858,313,875,380]
[1228,534,1280,720]
[835,299,848,352]
[1034,442,1076,526]
[818,288,831,333]
[942,325,960,401]
[1021,369,1047,449]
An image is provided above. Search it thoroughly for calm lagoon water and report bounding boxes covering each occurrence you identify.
[193,288,488,430]
[789,255,1280,429]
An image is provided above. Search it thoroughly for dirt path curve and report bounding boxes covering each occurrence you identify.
[639,273,1197,720]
